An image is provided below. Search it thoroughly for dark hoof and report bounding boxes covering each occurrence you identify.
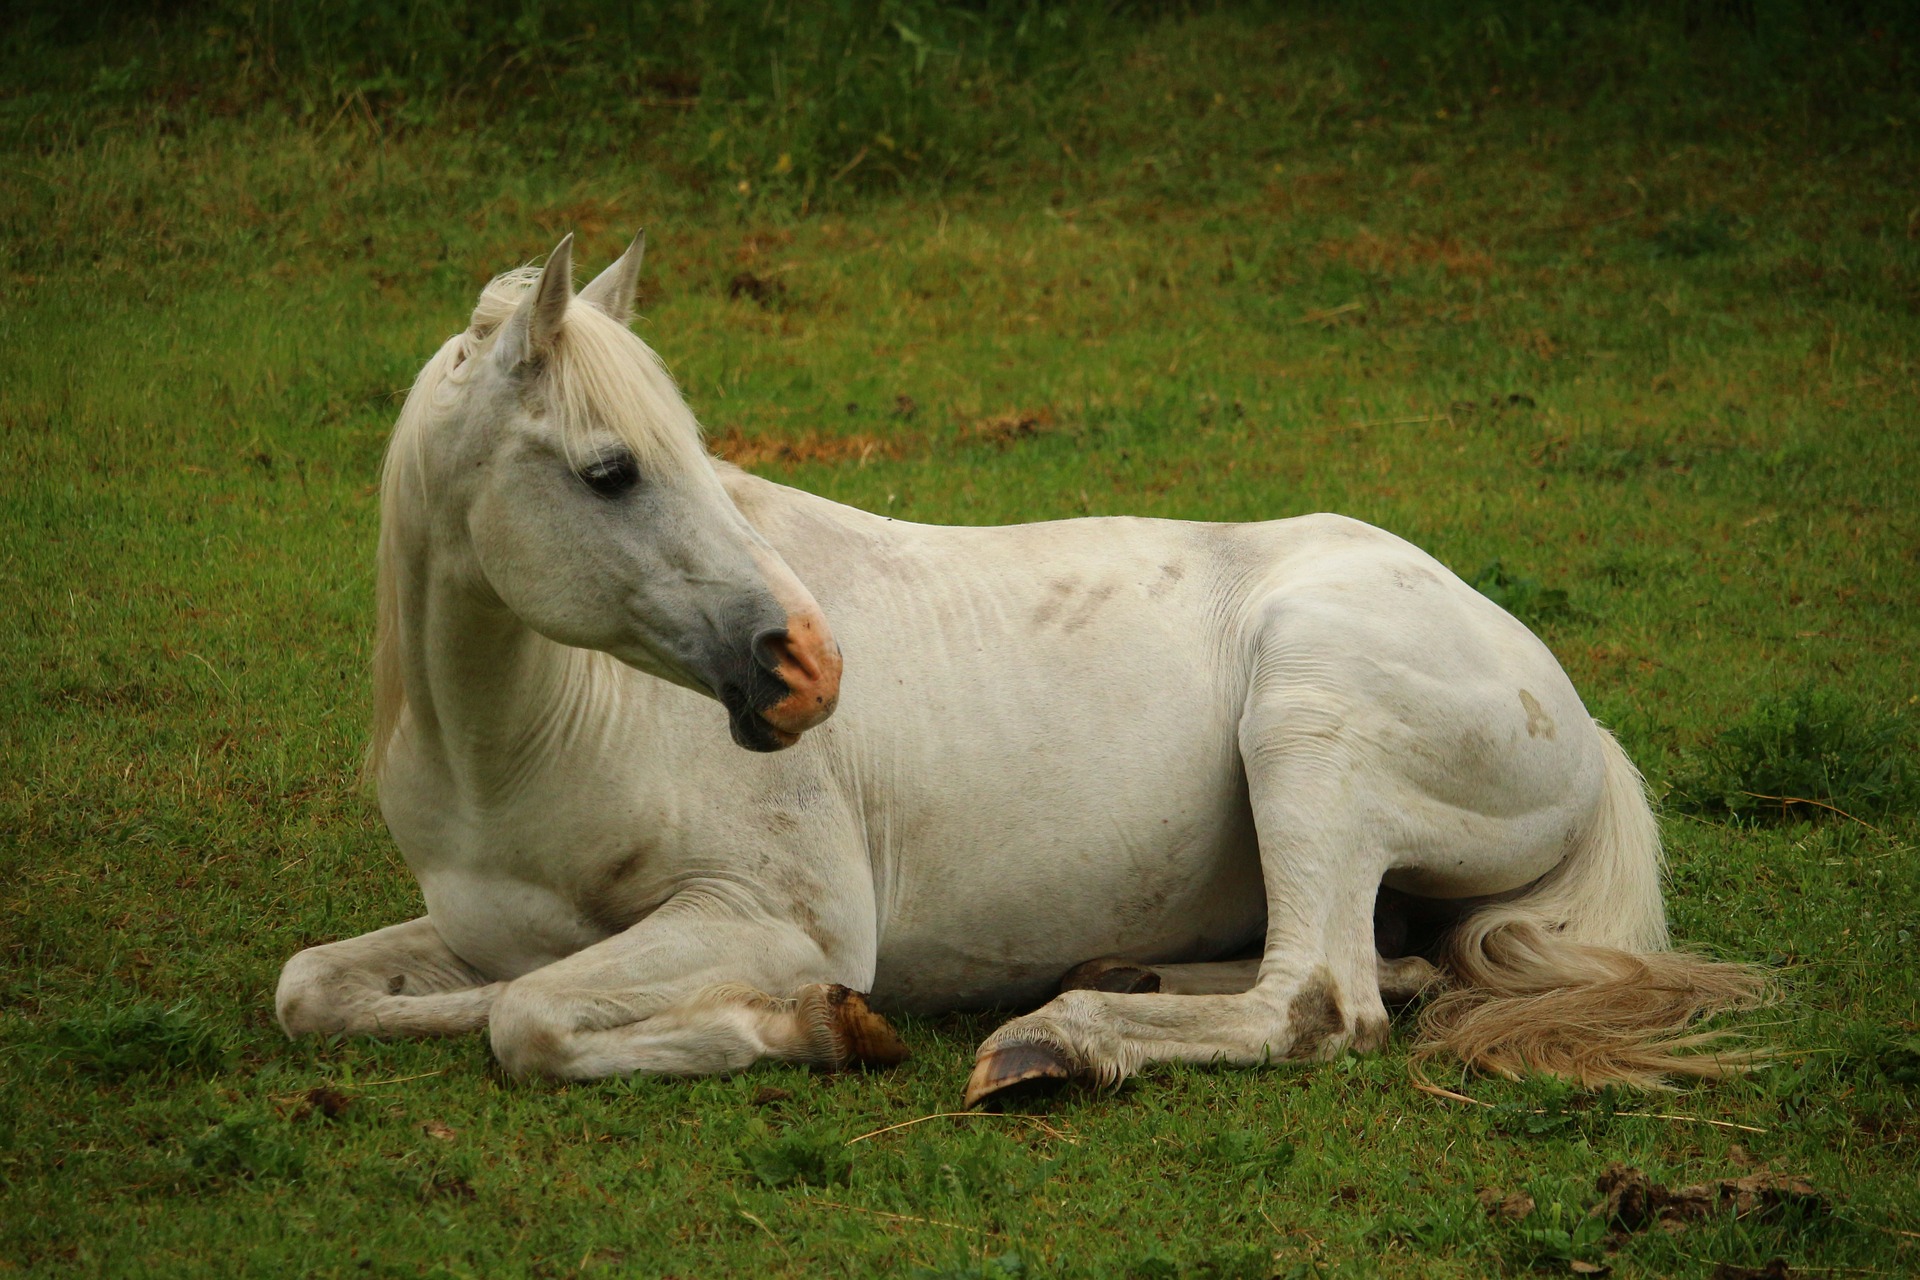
[824,986,911,1068]
[964,1041,1077,1110]
[1059,958,1163,995]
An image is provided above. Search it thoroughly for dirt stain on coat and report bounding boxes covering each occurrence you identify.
[1519,689,1556,739]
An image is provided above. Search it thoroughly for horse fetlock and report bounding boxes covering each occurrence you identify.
[798,984,910,1070]
[1272,966,1392,1060]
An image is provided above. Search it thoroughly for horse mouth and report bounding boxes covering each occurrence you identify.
[717,622,837,752]
[734,707,801,752]
[720,683,803,752]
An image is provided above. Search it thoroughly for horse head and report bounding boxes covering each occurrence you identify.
[381,233,840,753]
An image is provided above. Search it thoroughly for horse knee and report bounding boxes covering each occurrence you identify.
[488,984,573,1078]
[276,949,350,1038]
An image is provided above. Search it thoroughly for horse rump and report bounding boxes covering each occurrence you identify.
[1411,727,1772,1089]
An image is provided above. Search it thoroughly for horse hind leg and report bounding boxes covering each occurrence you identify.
[968,690,1400,1108]
[967,759,1405,1113]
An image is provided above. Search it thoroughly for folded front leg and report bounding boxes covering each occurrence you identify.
[277,916,503,1039]
[486,896,906,1080]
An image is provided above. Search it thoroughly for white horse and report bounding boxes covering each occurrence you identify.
[276,233,1762,1105]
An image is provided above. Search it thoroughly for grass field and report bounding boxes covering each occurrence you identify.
[3,2,1918,1276]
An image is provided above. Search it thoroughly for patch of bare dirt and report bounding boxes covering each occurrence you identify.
[1593,1163,1827,1236]
[278,1086,352,1121]
[1319,229,1496,278]
[962,408,1057,447]
[711,427,900,468]
[1477,1186,1537,1221]
[726,271,788,307]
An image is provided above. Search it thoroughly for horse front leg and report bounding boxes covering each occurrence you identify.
[484,900,906,1080]
[277,916,504,1039]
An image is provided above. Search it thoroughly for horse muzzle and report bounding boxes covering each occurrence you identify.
[720,609,842,752]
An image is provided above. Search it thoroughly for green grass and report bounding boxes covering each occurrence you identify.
[3,2,1918,1275]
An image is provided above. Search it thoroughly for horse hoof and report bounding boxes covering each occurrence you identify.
[1059,957,1163,995]
[964,1041,1077,1110]
[823,986,911,1068]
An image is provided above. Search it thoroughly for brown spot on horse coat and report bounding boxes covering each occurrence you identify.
[1284,970,1348,1059]
[579,848,655,935]
[1147,562,1186,598]
[1519,689,1557,739]
[1032,576,1117,633]
[1031,578,1074,628]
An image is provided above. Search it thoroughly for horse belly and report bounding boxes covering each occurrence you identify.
[869,770,1265,1013]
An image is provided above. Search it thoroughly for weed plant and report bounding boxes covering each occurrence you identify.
[1670,685,1917,822]
[37,998,231,1079]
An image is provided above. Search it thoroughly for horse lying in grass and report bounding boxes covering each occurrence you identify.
[276,233,1763,1105]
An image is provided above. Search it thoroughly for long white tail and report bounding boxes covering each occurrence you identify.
[1415,727,1770,1088]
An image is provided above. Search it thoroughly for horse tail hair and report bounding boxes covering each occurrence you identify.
[1413,725,1771,1089]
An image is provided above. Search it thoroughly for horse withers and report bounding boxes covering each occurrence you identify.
[275,234,1763,1105]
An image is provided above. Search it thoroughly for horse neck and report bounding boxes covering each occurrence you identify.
[393,553,609,804]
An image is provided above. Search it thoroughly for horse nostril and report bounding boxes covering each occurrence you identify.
[752,628,801,682]
[758,626,831,689]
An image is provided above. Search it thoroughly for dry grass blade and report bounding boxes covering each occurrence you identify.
[1408,1075,1768,1133]
[801,1197,1001,1236]
[731,1203,793,1262]
[844,1111,1077,1145]
[1294,300,1363,325]
[1738,793,1884,832]
[348,1069,449,1089]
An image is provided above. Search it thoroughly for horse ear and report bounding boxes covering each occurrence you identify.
[495,234,574,371]
[578,230,646,324]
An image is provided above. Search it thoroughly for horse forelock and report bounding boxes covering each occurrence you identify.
[366,265,710,782]
[466,265,706,474]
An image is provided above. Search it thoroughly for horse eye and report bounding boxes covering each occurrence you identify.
[578,451,640,498]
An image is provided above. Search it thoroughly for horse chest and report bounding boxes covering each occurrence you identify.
[383,772,678,979]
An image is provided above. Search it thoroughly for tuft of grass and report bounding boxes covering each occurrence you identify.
[1511,1197,1610,1271]
[1191,1127,1297,1187]
[1669,685,1916,822]
[1838,1021,1920,1090]
[911,1252,1030,1280]
[743,1124,853,1188]
[181,1113,306,1184]
[39,1000,230,1079]
[1369,1200,1486,1251]
[1650,207,1743,260]
[1490,1078,1628,1141]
